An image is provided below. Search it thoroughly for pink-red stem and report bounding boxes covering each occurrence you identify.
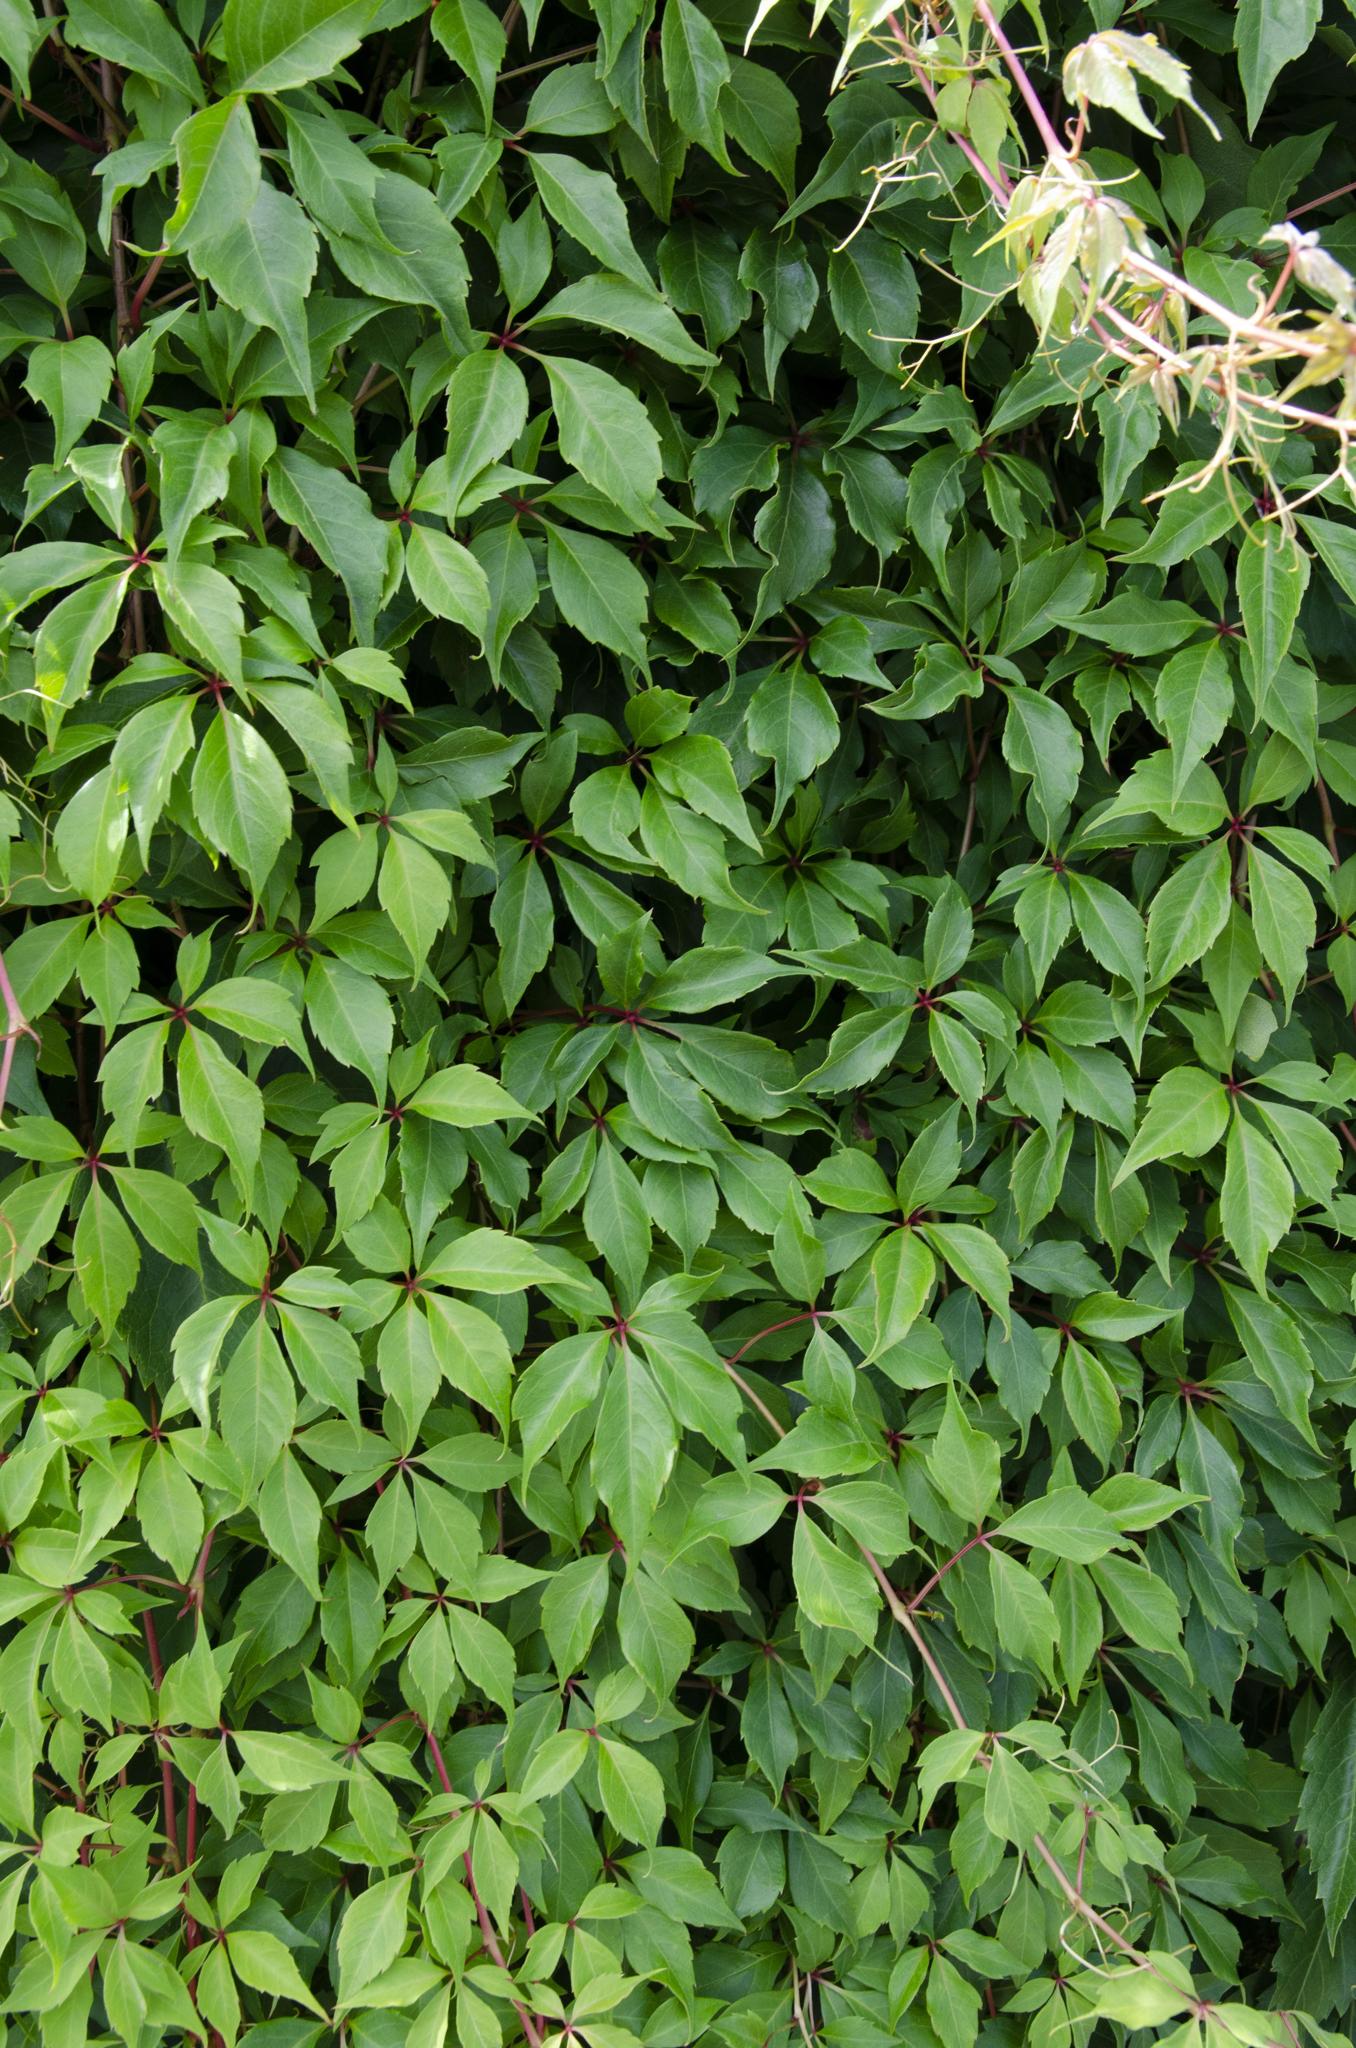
[419,1718,543,2048]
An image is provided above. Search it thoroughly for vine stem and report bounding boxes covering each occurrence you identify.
[971,0,1067,161]
[0,83,101,149]
[886,14,1012,206]
[129,248,168,334]
[725,1308,821,1368]
[719,1350,1191,2005]
[907,1528,991,1610]
[958,717,995,861]
[498,40,596,81]
[1105,302,1353,444]
[858,1545,971,1731]
[1118,248,1333,358]
[1289,178,1356,220]
[419,1718,544,2048]
[960,0,1347,400]
[38,0,124,131]
[100,61,131,346]
[141,1609,182,1872]
[141,1608,165,1690]
[721,1310,822,1435]
[182,1786,200,1947]
[1315,776,1340,868]
[182,1526,215,1614]
[0,945,40,1123]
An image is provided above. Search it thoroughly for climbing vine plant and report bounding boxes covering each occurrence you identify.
[2,0,1356,2042]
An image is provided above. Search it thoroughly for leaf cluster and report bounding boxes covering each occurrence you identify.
[1,1,1356,2046]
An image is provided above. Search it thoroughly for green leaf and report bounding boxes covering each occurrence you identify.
[447,1604,516,1712]
[514,1331,610,1472]
[530,273,717,369]
[191,708,293,898]
[256,1448,322,1596]
[176,1024,265,1188]
[1154,639,1232,799]
[219,1314,295,1491]
[983,1737,1050,1844]
[529,152,653,290]
[1298,1672,1356,1936]
[591,1345,676,1553]
[1146,840,1232,985]
[403,1066,528,1125]
[596,1737,665,1845]
[73,1179,140,1333]
[111,1166,201,1269]
[268,447,389,641]
[226,1928,329,2016]
[444,349,530,518]
[64,0,203,102]
[917,1728,987,1821]
[997,1486,1119,1561]
[336,1872,412,2000]
[1238,530,1309,708]
[404,524,491,639]
[1090,1555,1186,1662]
[222,0,378,90]
[33,571,129,728]
[520,1728,590,1800]
[544,357,663,526]
[421,1226,556,1293]
[921,1223,1011,1331]
[926,1386,1001,1526]
[23,336,114,466]
[1234,0,1320,129]
[1247,841,1315,1008]
[191,185,319,404]
[662,0,732,163]
[165,97,261,250]
[193,976,306,1055]
[151,416,237,572]
[53,765,128,906]
[1118,1066,1228,1179]
[1220,1111,1294,1292]
[430,0,505,128]
[545,524,649,667]
[746,662,839,810]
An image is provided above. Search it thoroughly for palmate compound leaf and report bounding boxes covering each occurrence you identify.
[0,0,1354,2036]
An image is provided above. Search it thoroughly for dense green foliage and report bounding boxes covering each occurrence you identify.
[3,0,1356,2042]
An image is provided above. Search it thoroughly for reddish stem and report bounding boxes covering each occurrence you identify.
[183,1787,200,1945]
[141,1608,181,1870]
[129,247,168,334]
[886,14,1012,204]
[719,1309,1203,2004]
[1315,776,1340,868]
[0,82,101,149]
[0,945,40,1123]
[141,1608,165,1690]
[1259,246,1295,320]
[1290,178,1356,220]
[971,0,1067,160]
[418,1718,543,2047]
[189,1527,215,1604]
[908,1530,991,1611]
[159,1745,180,1871]
[724,1310,821,1369]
